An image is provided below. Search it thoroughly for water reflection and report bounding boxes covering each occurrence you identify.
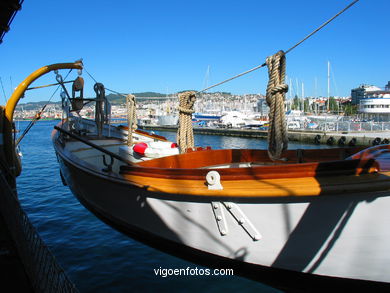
[154,130,334,150]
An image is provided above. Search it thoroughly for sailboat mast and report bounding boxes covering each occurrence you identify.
[327,61,330,112]
[302,82,304,111]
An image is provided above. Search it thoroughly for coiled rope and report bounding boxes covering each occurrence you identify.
[126,94,137,146]
[177,91,196,153]
[265,51,288,160]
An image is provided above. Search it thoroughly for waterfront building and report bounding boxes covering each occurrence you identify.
[256,98,269,116]
[354,81,390,121]
[352,82,390,103]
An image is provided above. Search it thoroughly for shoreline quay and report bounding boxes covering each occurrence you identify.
[138,124,390,147]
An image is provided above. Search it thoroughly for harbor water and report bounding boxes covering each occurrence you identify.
[16,120,332,293]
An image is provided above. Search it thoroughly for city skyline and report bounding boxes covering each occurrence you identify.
[1,0,389,102]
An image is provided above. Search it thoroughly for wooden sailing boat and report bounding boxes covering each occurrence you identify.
[52,91,390,293]
[2,2,389,290]
[1,59,389,292]
[47,59,390,293]
[1,0,388,291]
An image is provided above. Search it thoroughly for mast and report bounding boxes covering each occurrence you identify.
[314,77,318,114]
[302,82,304,111]
[203,65,210,90]
[327,61,330,112]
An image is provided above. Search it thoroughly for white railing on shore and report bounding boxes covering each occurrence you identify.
[288,121,390,132]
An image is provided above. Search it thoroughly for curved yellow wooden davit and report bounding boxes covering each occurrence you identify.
[5,62,83,122]
[1,62,83,177]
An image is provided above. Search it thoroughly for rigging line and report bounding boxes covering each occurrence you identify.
[84,67,128,97]
[16,69,73,146]
[26,80,73,91]
[83,67,98,83]
[284,0,359,55]
[104,87,127,97]
[198,0,359,93]
[46,69,73,104]
[0,77,7,103]
[200,63,266,93]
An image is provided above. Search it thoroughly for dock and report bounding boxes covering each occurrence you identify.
[138,125,390,147]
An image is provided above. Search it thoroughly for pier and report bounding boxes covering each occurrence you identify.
[138,125,390,147]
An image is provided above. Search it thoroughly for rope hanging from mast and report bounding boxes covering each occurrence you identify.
[94,83,105,137]
[265,50,288,160]
[126,94,137,146]
[177,91,196,153]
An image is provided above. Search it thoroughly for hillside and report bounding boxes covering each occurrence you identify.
[16,91,234,109]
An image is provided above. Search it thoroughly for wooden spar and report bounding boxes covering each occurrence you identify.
[0,62,83,178]
[5,62,83,122]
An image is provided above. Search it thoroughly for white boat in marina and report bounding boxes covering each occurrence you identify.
[218,111,268,128]
[157,114,178,126]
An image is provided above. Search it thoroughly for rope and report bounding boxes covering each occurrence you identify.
[84,67,128,98]
[0,77,7,103]
[265,51,288,160]
[177,91,196,153]
[199,0,359,93]
[94,83,105,137]
[126,94,137,146]
[16,69,73,146]
[26,80,73,91]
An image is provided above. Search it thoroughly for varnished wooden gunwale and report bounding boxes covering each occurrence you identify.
[120,147,375,181]
[117,145,390,197]
[120,158,379,180]
[120,171,390,197]
[136,147,365,168]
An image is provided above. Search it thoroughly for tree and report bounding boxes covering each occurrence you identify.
[304,98,310,113]
[292,95,300,110]
[326,97,338,113]
[344,103,357,116]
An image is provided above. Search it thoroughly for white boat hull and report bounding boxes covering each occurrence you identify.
[56,148,390,291]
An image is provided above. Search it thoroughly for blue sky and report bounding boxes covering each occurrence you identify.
[0,0,389,102]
